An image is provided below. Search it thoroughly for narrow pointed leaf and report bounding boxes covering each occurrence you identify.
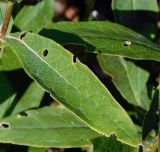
[0,72,15,118]
[97,55,150,110]
[12,82,45,114]
[40,21,160,61]
[0,94,16,118]
[7,33,140,147]
[0,106,99,147]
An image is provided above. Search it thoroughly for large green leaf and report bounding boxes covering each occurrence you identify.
[92,136,138,152]
[112,0,158,38]
[14,0,54,33]
[97,55,150,110]
[7,33,140,147]
[12,82,44,114]
[0,106,98,147]
[40,21,160,61]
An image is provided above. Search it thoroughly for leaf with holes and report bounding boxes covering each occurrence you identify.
[14,0,54,33]
[97,55,150,110]
[40,21,160,61]
[0,106,99,147]
[7,33,140,147]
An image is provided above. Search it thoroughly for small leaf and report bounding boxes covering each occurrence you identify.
[14,0,54,33]
[0,46,21,71]
[92,136,138,152]
[40,21,160,61]
[0,94,16,118]
[97,55,150,110]
[0,72,15,118]
[7,33,140,147]
[0,106,99,147]
[28,147,47,152]
[12,82,45,114]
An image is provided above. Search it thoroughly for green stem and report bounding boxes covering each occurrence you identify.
[83,0,96,21]
[0,1,14,38]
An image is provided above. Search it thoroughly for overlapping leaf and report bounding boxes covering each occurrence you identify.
[97,55,150,110]
[40,21,160,61]
[7,33,140,147]
[0,106,99,147]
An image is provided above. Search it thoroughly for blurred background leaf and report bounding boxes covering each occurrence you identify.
[112,0,158,39]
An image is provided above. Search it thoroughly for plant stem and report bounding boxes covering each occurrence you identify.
[0,1,14,38]
[83,0,96,21]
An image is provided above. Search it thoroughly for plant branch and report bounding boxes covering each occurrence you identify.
[0,1,14,38]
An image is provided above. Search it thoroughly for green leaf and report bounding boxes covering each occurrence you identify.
[14,0,54,33]
[28,147,46,152]
[7,33,140,147]
[40,21,160,61]
[0,106,99,147]
[92,136,138,152]
[0,46,21,71]
[97,55,150,110]
[0,94,16,119]
[12,82,45,114]
[0,72,15,118]
[0,144,9,152]
[112,0,158,39]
